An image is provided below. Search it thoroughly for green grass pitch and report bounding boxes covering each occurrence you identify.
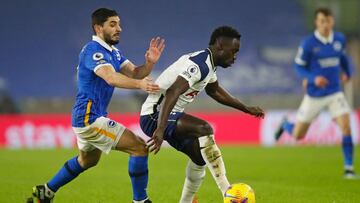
[1,146,359,202]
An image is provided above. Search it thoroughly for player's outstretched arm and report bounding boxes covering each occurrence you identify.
[205,81,264,118]
[121,37,165,79]
[95,65,160,93]
[147,76,189,154]
[340,55,353,83]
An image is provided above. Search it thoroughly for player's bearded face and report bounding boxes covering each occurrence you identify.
[102,16,121,45]
[103,31,119,45]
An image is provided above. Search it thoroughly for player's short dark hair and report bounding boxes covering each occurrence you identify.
[314,8,333,18]
[209,26,241,46]
[91,8,118,28]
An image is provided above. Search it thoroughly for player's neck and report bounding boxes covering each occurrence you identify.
[316,29,332,38]
[208,47,218,67]
[96,34,113,47]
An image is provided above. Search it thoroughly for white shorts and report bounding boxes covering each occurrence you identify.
[73,117,126,154]
[296,92,351,123]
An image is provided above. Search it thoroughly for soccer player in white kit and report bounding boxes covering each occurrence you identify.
[274,8,355,178]
[140,26,264,202]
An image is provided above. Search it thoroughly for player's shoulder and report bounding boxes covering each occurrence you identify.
[187,49,211,80]
[187,49,210,67]
[333,31,346,42]
[79,41,112,67]
[112,46,126,57]
[112,46,121,52]
[81,41,106,54]
[187,50,206,57]
[300,34,317,48]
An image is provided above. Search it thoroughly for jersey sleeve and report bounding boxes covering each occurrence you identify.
[117,50,130,68]
[178,64,202,87]
[339,35,353,78]
[208,72,218,83]
[83,47,113,72]
[340,54,353,78]
[294,40,311,67]
[294,39,316,82]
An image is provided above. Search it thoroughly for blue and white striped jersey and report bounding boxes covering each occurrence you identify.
[72,36,129,127]
[294,31,352,97]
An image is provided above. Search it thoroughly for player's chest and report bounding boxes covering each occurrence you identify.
[192,72,216,90]
[311,41,343,59]
[107,51,122,70]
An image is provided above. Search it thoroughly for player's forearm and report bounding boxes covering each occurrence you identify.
[295,64,315,82]
[157,90,181,129]
[340,55,352,78]
[132,62,155,79]
[223,97,250,113]
[209,89,250,113]
[107,72,141,89]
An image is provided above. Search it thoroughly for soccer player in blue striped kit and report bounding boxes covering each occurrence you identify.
[275,8,355,178]
[29,8,164,203]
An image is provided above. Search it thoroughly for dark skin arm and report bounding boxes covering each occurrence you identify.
[147,76,190,154]
[205,81,264,118]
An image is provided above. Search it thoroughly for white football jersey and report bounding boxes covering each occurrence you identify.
[141,49,217,115]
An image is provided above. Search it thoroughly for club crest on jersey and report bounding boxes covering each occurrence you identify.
[93,52,104,61]
[107,120,117,128]
[312,47,320,53]
[115,51,121,60]
[333,41,342,51]
[187,65,198,74]
[182,71,192,79]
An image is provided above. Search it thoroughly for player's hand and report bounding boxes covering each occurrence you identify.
[139,77,160,94]
[314,76,328,88]
[341,73,350,83]
[302,79,308,90]
[246,106,265,119]
[147,128,164,154]
[145,37,165,64]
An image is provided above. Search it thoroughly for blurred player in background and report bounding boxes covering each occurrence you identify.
[139,26,264,202]
[30,8,164,203]
[275,8,355,178]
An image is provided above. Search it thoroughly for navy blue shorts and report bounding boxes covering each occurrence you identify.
[140,111,194,151]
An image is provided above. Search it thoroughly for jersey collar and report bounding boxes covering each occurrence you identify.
[206,48,215,69]
[92,35,117,52]
[314,30,334,44]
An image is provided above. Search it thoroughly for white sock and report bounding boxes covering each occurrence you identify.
[345,165,354,171]
[198,135,230,195]
[179,160,206,203]
[44,184,55,198]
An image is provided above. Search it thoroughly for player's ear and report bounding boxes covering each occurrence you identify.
[93,24,102,35]
[314,14,319,27]
[329,16,335,26]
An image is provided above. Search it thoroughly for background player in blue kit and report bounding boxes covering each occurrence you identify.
[275,8,355,178]
[30,8,164,203]
[140,26,264,202]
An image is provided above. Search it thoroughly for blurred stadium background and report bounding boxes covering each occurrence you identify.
[0,0,360,202]
[0,0,359,146]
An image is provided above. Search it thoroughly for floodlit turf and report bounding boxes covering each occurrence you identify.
[1,146,359,203]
